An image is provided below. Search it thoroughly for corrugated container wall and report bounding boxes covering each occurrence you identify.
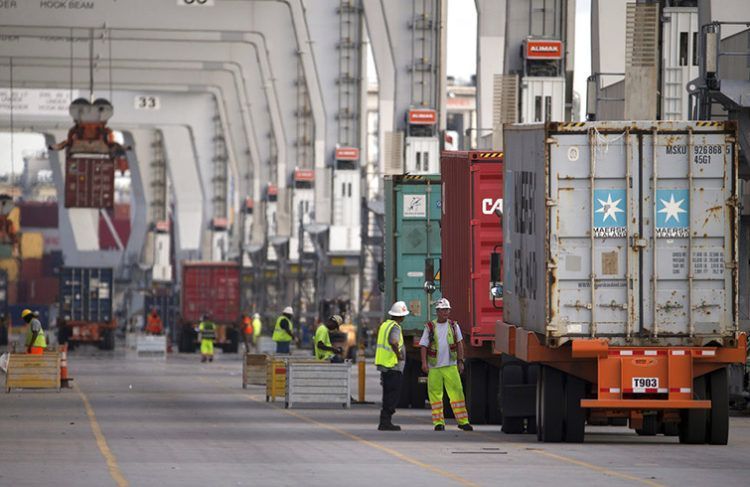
[503,121,738,347]
[59,267,114,323]
[181,262,240,324]
[18,201,59,229]
[65,157,115,208]
[0,258,19,282]
[441,152,504,346]
[384,175,442,334]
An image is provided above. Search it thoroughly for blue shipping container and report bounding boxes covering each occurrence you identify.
[59,267,114,323]
[7,304,50,329]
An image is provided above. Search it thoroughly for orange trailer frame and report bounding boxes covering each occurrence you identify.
[495,321,747,411]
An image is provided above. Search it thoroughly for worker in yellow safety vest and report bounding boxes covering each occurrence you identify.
[420,298,473,431]
[375,301,408,431]
[198,314,216,363]
[22,309,47,355]
[272,306,295,354]
[315,315,344,362]
[252,313,262,343]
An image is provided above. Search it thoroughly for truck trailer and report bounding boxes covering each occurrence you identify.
[58,267,116,350]
[495,121,746,444]
[178,262,241,354]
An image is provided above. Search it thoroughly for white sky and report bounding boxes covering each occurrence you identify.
[0,0,593,174]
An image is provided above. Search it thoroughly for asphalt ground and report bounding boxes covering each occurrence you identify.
[1,347,750,487]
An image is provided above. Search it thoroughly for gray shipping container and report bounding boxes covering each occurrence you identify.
[503,121,738,347]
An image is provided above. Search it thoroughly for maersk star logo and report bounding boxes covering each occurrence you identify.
[595,193,624,224]
[592,189,626,237]
[658,193,687,224]
[656,189,689,237]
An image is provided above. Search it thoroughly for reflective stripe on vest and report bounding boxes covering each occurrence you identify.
[200,322,216,340]
[272,316,293,342]
[375,320,403,368]
[26,321,47,349]
[426,320,458,367]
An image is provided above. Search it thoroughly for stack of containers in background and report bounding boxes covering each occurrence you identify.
[16,201,62,324]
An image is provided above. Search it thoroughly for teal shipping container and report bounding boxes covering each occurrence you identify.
[384,175,442,337]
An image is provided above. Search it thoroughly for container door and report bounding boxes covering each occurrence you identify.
[549,131,639,338]
[641,130,735,338]
[395,180,442,331]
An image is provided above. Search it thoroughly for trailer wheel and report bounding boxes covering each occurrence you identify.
[466,359,488,425]
[707,367,729,445]
[635,415,658,436]
[537,366,564,442]
[487,364,502,425]
[661,421,679,436]
[563,374,586,443]
[679,375,707,444]
[500,364,524,434]
[526,365,539,435]
[57,325,69,346]
[178,327,196,354]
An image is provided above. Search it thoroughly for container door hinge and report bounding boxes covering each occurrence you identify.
[565,300,592,311]
[546,137,558,145]
[546,198,557,207]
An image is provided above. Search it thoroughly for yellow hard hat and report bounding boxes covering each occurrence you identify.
[21,309,34,319]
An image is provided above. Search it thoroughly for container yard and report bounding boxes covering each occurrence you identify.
[1,1,750,486]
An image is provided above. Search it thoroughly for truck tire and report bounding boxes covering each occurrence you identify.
[537,365,564,442]
[679,375,707,444]
[99,329,115,351]
[500,364,524,434]
[707,367,729,445]
[224,329,239,354]
[635,415,658,436]
[563,374,586,443]
[0,325,7,346]
[58,325,69,346]
[661,421,679,436]
[526,365,539,435]
[466,359,488,425]
[179,327,196,354]
[487,364,502,425]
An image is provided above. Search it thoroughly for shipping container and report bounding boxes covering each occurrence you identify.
[20,233,44,259]
[42,251,64,276]
[7,304,49,329]
[58,267,115,350]
[65,155,115,209]
[178,262,241,354]
[440,150,507,425]
[0,244,13,258]
[495,121,746,444]
[18,201,59,229]
[19,277,59,305]
[441,151,504,348]
[0,258,19,282]
[384,175,442,335]
[20,258,43,281]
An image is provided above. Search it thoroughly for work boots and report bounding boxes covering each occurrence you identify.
[458,424,474,431]
[378,423,401,431]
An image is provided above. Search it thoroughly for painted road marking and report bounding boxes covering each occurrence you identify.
[75,383,129,487]
[202,379,478,487]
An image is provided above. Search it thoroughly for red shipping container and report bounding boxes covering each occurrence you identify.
[98,216,131,250]
[25,277,59,305]
[65,156,115,208]
[19,202,59,229]
[440,151,504,350]
[181,262,240,325]
[7,281,17,305]
[20,258,44,280]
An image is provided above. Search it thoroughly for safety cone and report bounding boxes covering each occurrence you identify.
[60,343,73,388]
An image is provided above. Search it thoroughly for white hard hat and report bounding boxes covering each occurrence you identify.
[283,306,293,315]
[388,301,410,317]
[435,298,451,309]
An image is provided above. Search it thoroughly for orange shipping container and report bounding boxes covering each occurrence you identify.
[20,233,44,259]
[0,258,19,282]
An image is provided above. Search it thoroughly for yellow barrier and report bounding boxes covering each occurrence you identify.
[5,352,61,392]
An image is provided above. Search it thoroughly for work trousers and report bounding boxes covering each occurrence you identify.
[380,369,403,425]
[200,339,214,356]
[427,365,469,426]
[275,341,291,354]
